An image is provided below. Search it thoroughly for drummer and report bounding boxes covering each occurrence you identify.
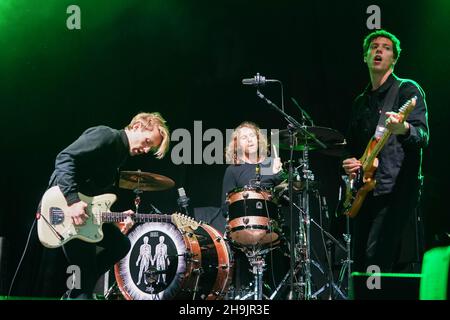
[222,121,284,200]
[221,121,285,293]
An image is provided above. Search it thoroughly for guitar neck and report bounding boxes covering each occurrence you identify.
[362,130,392,171]
[362,97,416,171]
[100,212,173,223]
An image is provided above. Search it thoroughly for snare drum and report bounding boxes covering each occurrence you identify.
[114,221,233,300]
[226,187,280,247]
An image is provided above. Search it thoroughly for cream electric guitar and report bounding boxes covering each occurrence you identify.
[37,186,195,248]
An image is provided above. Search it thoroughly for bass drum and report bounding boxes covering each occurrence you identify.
[114,221,233,300]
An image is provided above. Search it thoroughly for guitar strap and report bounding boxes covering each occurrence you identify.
[374,79,401,138]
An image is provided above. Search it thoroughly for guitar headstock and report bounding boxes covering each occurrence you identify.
[171,212,200,230]
[398,96,417,122]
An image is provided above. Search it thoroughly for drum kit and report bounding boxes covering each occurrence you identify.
[105,121,349,300]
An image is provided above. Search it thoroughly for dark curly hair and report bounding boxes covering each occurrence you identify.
[363,29,401,60]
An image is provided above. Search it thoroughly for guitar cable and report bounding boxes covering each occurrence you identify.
[7,218,37,297]
[7,205,64,297]
[39,211,64,241]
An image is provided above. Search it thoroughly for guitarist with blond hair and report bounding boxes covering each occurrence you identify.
[342,30,429,274]
[41,112,170,299]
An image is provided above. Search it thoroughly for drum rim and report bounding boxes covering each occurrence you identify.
[114,222,187,300]
[226,186,273,194]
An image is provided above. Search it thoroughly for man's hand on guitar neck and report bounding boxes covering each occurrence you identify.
[67,201,89,226]
[385,111,410,135]
[342,157,362,179]
[121,209,135,233]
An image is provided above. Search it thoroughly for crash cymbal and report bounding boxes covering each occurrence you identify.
[119,170,175,191]
[271,126,346,156]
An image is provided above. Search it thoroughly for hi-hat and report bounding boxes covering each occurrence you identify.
[119,170,175,191]
[271,126,346,156]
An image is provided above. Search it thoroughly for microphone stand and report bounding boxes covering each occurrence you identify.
[256,89,326,300]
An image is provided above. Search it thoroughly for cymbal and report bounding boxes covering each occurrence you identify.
[119,171,175,191]
[271,126,346,156]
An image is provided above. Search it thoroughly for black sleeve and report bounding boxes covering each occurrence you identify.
[221,166,237,217]
[53,127,116,205]
[397,81,429,149]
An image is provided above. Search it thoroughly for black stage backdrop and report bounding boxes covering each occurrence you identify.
[0,0,448,297]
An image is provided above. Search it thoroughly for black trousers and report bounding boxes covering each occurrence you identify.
[352,191,422,273]
[62,224,131,295]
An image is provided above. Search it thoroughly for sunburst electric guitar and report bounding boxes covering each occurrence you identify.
[37,185,194,248]
[341,96,417,218]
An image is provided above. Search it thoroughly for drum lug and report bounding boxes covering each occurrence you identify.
[184,251,199,263]
[193,268,204,275]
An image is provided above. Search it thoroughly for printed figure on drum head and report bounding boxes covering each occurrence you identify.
[136,236,152,285]
[154,235,170,285]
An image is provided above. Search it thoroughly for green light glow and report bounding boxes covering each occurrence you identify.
[351,272,422,278]
[420,246,450,300]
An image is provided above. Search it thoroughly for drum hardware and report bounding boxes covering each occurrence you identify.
[273,193,350,300]
[104,281,119,300]
[248,251,266,300]
[310,218,349,300]
[144,267,167,284]
[257,87,350,299]
[256,87,325,300]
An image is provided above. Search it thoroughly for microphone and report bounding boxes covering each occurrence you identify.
[242,73,278,86]
[255,163,261,185]
[177,187,191,217]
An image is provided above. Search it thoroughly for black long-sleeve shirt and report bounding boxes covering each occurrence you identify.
[48,126,130,205]
[345,73,429,195]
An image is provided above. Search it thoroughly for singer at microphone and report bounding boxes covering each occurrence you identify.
[242,73,278,86]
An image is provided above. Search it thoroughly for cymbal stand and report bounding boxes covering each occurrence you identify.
[248,250,266,300]
[255,87,326,300]
[309,217,349,300]
[133,169,144,213]
[336,211,352,298]
[134,189,143,213]
[239,247,272,300]
[299,141,314,300]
